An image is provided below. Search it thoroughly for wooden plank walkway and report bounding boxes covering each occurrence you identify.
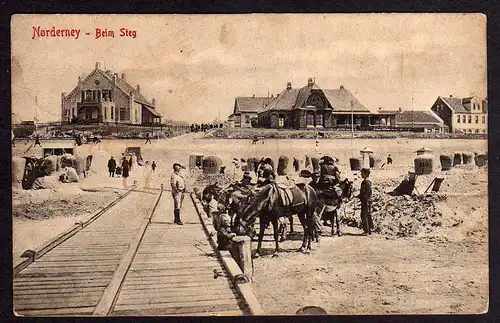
[13,190,158,316]
[110,192,245,316]
[14,188,245,316]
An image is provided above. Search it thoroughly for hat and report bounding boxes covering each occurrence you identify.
[173,163,185,169]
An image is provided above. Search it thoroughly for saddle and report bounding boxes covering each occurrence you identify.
[276,183,305,207]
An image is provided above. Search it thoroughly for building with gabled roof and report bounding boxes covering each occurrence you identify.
[258,78,371,129]
[431,95,487,134]
[61,62,162,125]
[231,95,271,127]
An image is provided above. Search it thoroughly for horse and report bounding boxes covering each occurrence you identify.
[315,178,354,236]
[233,182,318,258]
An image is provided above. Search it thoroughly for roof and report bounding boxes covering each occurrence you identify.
[440,97,470,113]
[322,88,369,113]
[102,70,153,107]
[142,105,162,117]
[260,83,369,114]
[234,97,270,113]
[395,111,444,125]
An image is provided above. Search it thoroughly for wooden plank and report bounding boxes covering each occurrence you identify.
[127,267,217,276]
[131,258,220,265]
[36,255,123,262]
[112,299,241,312]
[128,262,219,271]
[16,271,115,278]
[14,286,106,296]
[14,290,104,300]
[120,280,231,290]
[116,293,239,306]
[14,306,95,316]
[15,296,101,310]
[29,260,120,268]
[93,189,163,316]
[112,306,242,316]
[21,264,117,274]
[14,280,109,290]
[121,278,232,288]
[14,273,112,282]
[117,285,234,298]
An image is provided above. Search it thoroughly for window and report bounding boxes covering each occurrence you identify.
[482,116,485,124]
[457,115,460,123]
[468,115,472,123]
[245,115,251,124]
[120,108,127,121]
[462,115,466,123]
[315,113,323,127]
[111,106,114,120]
[104,107,107,120]
[306,112,315,127]
[278,116,285,128]
[475,115,479,124]
[475,129,479,133]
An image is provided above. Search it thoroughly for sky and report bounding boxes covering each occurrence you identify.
[11,14,486,123]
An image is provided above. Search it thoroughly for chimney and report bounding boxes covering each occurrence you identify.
[308,77,314,87]
[398,107,402,112]
[78,76,82,84]
[152,98,155,106]
[287,82,292,90]
[95,62,100,70]
[252,94,255,98]
[121,73,126,80]
[136,85,140,92]
[340,85,344,90]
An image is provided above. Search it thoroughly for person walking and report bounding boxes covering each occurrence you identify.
[34,134,42,147]
[107,156,117,177]
[170,163,186,225]
[145,132,152,144]
[151,161,156,172]
[121,156,130,187]
[128,156,133,172]
[357,168,374,235]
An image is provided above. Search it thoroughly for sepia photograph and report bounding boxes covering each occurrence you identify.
[11,13,487,316]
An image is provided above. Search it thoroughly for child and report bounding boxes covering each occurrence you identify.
[217,213,236,250]
[357,168,374,235]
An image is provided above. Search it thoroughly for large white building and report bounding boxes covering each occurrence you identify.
[431,95,487,134]
[61,62,161,125]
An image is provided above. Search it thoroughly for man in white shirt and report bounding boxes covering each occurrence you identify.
[170,163,186,225]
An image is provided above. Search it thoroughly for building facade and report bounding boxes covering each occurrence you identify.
[258,79,374,129]
[231,95,270,127]
[61,62,161,125]
[431,95,487,134]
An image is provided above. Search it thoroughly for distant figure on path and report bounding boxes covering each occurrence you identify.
[34,134,42,147]
[128,156,133,172]
[121,157,130,187]
[170,163,186,225]
[387,154,393,165]
[357,168,373,235]
[145,132,152,144]
[107,156,116,177]
[151,161,156,172]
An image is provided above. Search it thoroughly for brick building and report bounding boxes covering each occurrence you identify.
[61,62,161,125]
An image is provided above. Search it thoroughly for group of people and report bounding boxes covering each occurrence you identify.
[190,123,224,133]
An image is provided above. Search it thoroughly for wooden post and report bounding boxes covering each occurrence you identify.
[231,235,253,280]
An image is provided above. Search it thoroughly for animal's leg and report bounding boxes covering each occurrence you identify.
[336,210,342,236]
[297,212,307,252]
[289,214,294,233]
[272,219,280,257]
[255,220,266,258]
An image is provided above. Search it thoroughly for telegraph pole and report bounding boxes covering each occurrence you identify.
[351,100,354,138]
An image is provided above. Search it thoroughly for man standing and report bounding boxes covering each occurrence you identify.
[107,156,116,177]
[34,134,42,147]
[357,168,374,235]
[151,161,156,172]
[387,154,393,165]
[170,163,186,225]
[145,132,152,144]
